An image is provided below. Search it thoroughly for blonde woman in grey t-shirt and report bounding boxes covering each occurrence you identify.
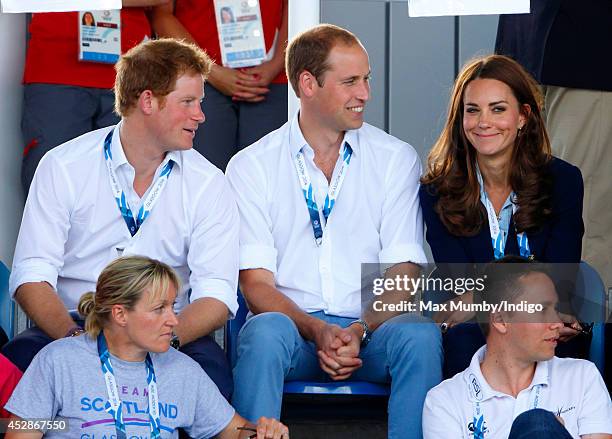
[5,256,289,439]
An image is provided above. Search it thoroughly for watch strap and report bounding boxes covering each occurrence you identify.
[349,319,372,347]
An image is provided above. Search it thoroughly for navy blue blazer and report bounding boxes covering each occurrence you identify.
[420,157,584,264]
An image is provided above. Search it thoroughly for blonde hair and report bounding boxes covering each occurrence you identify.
[78,256,180,337]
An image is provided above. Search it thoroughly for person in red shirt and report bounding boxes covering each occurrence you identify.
[0,354,22,419]
[20,0,168,194]
[151,0,288,171]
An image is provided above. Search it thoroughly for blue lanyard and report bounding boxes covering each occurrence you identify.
[103,129,174,237]
[476,166,531,260]
[484,197,531,260]
[97,332,161,439]
[293,142,353,245]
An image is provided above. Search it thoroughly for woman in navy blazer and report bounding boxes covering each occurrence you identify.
[419,55,585,377]
[420,157,584,264]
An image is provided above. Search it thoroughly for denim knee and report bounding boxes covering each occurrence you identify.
[386,315,441,347]
[236,312,298,361]
[512,408,557,429]
[509,409,572,439]
[379,315,442,366]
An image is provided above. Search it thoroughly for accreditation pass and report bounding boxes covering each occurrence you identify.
[78,10,121,64]
[214,0,267,68]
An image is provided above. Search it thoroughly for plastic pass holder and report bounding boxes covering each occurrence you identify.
[213,0,267,68]
[78,10,121,64]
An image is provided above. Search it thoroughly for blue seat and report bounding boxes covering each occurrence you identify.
[0,261,15,340]
[226,291,390,396]
[575,261,608,375]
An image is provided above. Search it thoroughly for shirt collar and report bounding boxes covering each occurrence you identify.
[288,110,360,158]
[465,345,498,402]
[465,345,551,403]
[165,150,182,169]
[109,122,128,171]
[530,357,550,388]
[109,121,181,171]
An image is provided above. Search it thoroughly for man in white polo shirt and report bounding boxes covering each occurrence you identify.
[423,258,612,438]
[226,24,442,439]
[2,38,239,399]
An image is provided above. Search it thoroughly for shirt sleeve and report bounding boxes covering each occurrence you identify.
[4,345,60,432]
[9,153,74,296]
[226,152,278,274]
[379,143,427,266]
[422,386,465,439]
[185,363,235,438]
[577,361,612,435]
[188,172,239,317]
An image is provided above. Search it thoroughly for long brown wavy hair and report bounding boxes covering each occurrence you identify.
[421,55,553,236]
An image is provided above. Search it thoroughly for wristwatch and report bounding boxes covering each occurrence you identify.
[349,319,372,347]
[170,333,181,350]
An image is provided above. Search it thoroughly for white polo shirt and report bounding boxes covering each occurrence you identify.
[10,124,239,316]
[226,112,426,318]
[423,346,612,438]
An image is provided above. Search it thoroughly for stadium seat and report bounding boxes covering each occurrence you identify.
[575,261,608,375]
[0,261,15,342]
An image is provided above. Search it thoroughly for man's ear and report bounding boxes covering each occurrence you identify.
[298,70,319,99]
[138,90,155,115]
[111,304,129,327]
[490,312,509,335]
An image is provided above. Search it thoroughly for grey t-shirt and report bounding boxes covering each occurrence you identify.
[5,335,235,438]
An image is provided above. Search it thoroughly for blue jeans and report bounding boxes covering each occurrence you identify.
[232,311,443,439]
[509,409,573,439]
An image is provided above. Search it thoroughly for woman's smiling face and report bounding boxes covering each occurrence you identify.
[462,78,527,161]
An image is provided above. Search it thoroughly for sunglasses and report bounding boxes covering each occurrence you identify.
[564,321,594,336]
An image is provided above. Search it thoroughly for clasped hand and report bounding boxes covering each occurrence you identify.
[315,323,363,381]
[214,60,281,103]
